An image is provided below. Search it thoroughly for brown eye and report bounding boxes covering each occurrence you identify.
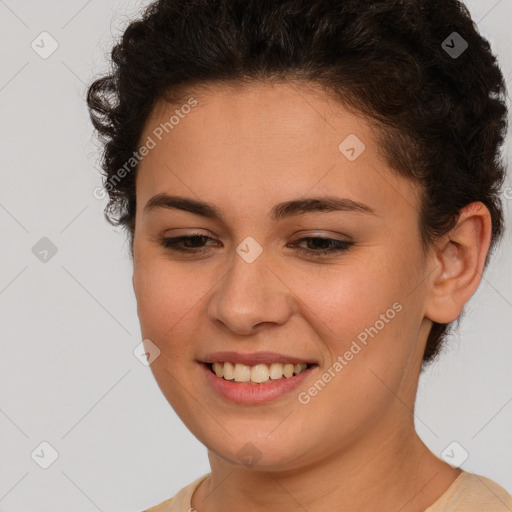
[289,237,354,256]
[160,234,219,253]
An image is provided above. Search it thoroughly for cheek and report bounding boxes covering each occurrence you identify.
[133,258,209,338]
[291,269,414,429]
[287,255,419,397]
[291,262,404,340]
[132,260,205,401]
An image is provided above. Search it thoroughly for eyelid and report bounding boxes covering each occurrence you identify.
[291,229,353,241]
[162,228,212,236]
[157,231,355,259]
[161,229,352,243]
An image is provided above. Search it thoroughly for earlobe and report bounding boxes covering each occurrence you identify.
[424,202,492,324]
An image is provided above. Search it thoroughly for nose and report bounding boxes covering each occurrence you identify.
[208,251,294,335]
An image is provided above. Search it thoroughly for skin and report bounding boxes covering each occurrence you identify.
[131,81,491,511]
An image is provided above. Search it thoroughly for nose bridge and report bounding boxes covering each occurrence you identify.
[209,248,292,334]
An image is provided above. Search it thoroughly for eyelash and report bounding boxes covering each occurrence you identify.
[159,234,354,257]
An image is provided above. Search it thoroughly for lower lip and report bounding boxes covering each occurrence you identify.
[201,363,317,404]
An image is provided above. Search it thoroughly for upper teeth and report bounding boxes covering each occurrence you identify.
[212,362,308,384]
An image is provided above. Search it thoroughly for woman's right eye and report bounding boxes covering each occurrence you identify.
[159,234,219,254]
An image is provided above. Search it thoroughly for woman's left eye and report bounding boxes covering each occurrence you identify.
[290,236,354,256]
[159,234,354,256]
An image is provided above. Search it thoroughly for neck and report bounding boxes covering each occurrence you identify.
[191,418,461,512]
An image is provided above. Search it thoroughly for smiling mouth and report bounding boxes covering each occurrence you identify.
[206,361,316,385]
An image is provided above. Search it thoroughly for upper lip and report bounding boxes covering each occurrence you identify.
[200,351,316,366]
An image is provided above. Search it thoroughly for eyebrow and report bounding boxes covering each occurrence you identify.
[143,193,377,222]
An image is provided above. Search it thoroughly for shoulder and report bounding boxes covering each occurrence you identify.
[142,473,210,512]
[426,471,512,511]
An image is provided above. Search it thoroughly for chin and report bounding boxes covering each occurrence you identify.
[203,432,310,472]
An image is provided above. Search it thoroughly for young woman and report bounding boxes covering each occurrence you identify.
[87,0,512,510]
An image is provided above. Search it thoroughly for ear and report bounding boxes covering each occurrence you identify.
[424,202,492,324]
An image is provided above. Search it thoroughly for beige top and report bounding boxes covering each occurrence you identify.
[143,471,512,511]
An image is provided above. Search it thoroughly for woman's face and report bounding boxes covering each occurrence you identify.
[132,81,436,470]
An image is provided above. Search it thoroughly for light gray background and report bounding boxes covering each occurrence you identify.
[0,1,511,510]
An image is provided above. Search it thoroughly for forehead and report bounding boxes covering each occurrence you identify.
[136,81,422,226]
[145,80,359,155]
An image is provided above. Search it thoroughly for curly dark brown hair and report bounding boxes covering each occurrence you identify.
[87,0,508,367]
